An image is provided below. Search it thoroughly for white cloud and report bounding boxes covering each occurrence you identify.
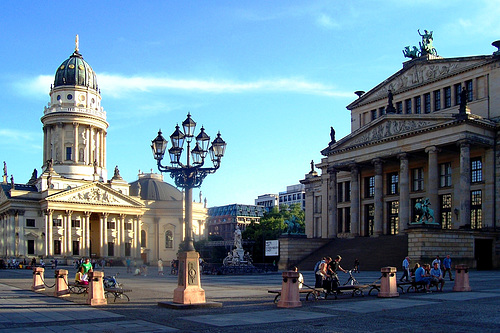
[316,14,339,29]
[16,73,352,99]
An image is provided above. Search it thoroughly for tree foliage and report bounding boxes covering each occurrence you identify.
[242,204,305,263]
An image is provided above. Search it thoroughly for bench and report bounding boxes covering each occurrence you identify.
[325,284,369,300]
[368,281,411,296]
[268,288,324,303]
[68,282,89,294]
[104,287,132,302]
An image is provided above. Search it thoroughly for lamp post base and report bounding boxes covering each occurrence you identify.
[173,250,206,304]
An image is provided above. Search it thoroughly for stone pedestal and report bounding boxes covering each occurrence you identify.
[54,269,70,297]
[173,251,206,304]
[453,264,471,292]
[86,271,107,306]
[31,267,45,292]
[378,266,399,298]
[277,271,302,308]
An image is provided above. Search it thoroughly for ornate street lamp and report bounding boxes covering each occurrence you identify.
[152,113,226,305]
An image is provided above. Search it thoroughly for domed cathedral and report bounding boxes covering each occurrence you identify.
[0,37,208,266]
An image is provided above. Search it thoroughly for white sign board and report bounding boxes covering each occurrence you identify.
[265,240,279,256]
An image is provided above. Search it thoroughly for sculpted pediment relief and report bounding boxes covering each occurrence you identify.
[334,118,438,150]
[354,57,491,106]
[47,183,143,207]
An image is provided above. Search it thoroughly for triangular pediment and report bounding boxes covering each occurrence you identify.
[348,55,494,109]
[45,182,144,207]
[327,115,454,154]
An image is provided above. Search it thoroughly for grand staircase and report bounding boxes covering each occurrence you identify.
[296,234,408,271]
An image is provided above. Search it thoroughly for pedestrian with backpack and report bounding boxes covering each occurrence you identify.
[314,257,326,288]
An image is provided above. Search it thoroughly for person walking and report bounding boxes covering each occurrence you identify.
[400,256,410,282]
[442,254,454,281]
[158,258,164,275]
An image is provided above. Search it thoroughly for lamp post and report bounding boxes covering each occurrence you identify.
[151,113,226,305]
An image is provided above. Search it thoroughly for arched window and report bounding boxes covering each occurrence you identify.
[140,230,146,248]
[165,230,173,249]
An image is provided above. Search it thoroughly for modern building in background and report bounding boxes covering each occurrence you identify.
[301,34,500,268]
[254,194,279,211]
[206,204,265,242]
[0,40,207,265]
[279,184,305,210]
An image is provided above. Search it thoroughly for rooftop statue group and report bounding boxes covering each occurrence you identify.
[403,29,438,59]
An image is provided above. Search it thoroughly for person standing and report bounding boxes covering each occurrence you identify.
[126,258,132,273]
[400,256,410,282]
[432,255,441,268]
[442,254,454,281]
[328,255,347,290]
[158,258,164,275]
[353,258,360,273]
[314,257,326,288]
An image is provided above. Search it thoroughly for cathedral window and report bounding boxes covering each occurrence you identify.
[165,230,173,248]
[387,172,399,195]
[54,240,61,255]
[414,96,421,114]
[107,221,115,229]
[396,101,403,114]
[466,80,473,102]
[52,219,62,227]
[67,94,73,100]
[454,84,462,105]
[125,243,131,257]
[26,219,35,227]
[140,230,146,247]
[411,168,424,192]
[365,176,375,198]
[108,242,115,256]
[66,147,72,161]
[439,163,452,187]
[440,194,452,229]
[71,219,80,228]
[405,99,412,114]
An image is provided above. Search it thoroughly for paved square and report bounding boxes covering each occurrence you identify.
[409,291,500,301]
[314,298,438,313]
[183,309,335,327]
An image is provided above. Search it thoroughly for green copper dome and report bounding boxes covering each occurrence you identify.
[54,50,98,90]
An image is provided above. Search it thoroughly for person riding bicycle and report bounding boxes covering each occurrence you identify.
[328,255,347,290]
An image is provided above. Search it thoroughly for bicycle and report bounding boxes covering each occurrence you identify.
[103,273,122,288]
[343,269,359,286]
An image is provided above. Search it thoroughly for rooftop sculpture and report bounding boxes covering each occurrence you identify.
[403,29,438,59]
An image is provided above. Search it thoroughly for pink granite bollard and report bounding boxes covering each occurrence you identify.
[54,269,70,297]
[86,271,107,306]
[31,267,45,292]
[277,271,301,308]
[378,266,399,298]
[453,264,471,292]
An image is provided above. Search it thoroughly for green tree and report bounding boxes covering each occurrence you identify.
[242,204,304,263]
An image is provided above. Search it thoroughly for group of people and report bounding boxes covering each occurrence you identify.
[400,254,454,293]
[74,258,93,285]
[314,255,348,293]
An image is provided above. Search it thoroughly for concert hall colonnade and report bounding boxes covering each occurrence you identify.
[301,38,500,268]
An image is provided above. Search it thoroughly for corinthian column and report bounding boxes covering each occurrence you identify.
[373,159,384,236]
[425,146,440,225]
[398,153,410,230]
[458,141,471,227]
[327,166,338,238]
[350,164,360,236]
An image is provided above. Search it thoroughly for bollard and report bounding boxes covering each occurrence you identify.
[378,266,399,298]
[31,267,45,292]
[54,269,70,297]
[452,264,471,292]
[277,271,301,308]
[86,271,107,306]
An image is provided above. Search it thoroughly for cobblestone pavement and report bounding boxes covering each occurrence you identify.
[0,266,499,332]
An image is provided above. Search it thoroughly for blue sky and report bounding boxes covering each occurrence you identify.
[1,1,499,207]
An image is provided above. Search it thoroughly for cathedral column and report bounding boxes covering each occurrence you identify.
[350,164,360,236]
[73,123,79,163]
[86,126,91,165]
[65,211,73,257]
[100,130,104,167]
[118,214,125,257]
[7,210,15,257]
[17,211,25,257]
[426,146,440,225]
[45,210,54,257]
[327,167,338,238]
[458,141,471,227]
[84,211,91,257]
[43,126,48,163]
[103,132,107,169]
[94,128,100,166]
[398,153,410,230]
[135,216,142,259]
[102,213,109,257]
[373,159,384,236]
[59,123,65,163]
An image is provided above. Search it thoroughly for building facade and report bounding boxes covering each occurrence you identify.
[301,37,500,268]
[0,41,207,265]
[206,204,265,242]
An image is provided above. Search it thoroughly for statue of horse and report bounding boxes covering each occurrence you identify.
[414,198,435,224]
[284,215,304,235]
